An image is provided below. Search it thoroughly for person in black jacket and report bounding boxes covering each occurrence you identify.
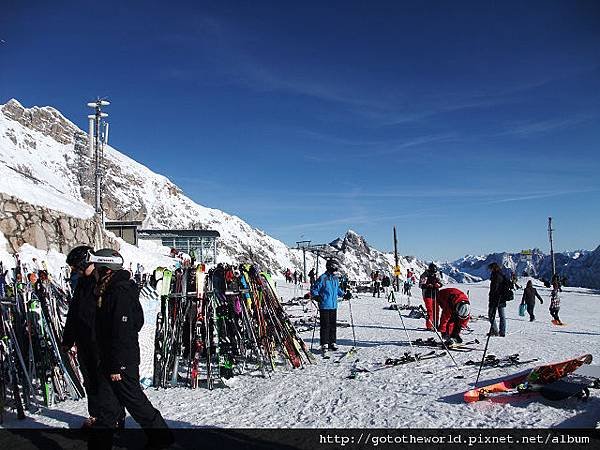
[90,248,172,447]
[62,245,124,429]
[521,280,543,321]
[488,262,507,336]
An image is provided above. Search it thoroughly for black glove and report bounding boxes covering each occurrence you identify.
[343,291,352,300]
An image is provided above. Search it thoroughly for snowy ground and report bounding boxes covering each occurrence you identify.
[2,279,599,429]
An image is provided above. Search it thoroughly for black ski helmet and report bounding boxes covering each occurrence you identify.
[325,258,340,273]
[428,262,438,272]
[88,248,124,271]
[66,245,94,271]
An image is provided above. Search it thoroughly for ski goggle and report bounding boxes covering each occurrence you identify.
[86,251,124,266]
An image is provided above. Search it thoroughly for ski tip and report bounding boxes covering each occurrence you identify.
[463,390,481,403]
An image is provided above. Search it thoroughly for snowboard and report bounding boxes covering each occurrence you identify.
[464,354,592,402]
[537,364,600,401]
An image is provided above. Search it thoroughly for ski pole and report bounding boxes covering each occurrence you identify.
[419,305,463,377]
[389,291,417,356]
[475,316,496,387]
[310,298,318,351]
[347,293,357,349]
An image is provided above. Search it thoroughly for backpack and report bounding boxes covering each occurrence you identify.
[500,276,514,302]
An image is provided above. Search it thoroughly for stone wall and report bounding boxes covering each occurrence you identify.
[0,192,119,254]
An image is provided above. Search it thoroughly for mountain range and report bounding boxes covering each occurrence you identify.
[0,99,598,288]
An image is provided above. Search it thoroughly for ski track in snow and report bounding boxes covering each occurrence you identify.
[1,280,599,429]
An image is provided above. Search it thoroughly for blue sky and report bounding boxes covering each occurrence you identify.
[1,0,599,261]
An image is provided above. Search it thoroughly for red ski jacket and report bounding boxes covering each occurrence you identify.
[437,288,469,335]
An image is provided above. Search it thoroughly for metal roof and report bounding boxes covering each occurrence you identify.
[105,220,143,227]
[138,229,220,238]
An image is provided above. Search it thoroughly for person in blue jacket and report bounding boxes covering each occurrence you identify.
[311,258,351,356]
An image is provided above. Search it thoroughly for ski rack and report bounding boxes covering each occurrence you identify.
[152,265,314,390]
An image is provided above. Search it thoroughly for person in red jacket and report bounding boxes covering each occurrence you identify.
[419,263,443,330]
[437,287,471,343]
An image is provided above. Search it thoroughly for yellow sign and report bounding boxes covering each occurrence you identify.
[393,266,402,276]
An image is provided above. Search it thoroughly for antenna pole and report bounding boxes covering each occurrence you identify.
[87,98,110,230]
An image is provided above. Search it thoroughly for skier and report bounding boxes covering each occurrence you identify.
[487,262,509,337]
[419,263,443,330]
[403,269,416,296]
[436,287,470,344]
[310,258,351,356]
[381,274,391,297]
[308,268,316,285]
[521,280,543,321]
[549,280,563,325]
[90,248,173,447]
[62,245,125,429]
[372,271,381,298]
[511,272,521,290]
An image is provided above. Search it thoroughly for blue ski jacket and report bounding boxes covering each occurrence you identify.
[311,272,345,310]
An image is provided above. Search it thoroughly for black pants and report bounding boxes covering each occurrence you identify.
[78,347,126,422]
[77,347,101,418]
[550,307,560,322]
[373,283,381,297]
[319,309,337,346]
[95,367,171,446]
[526,302,535,321]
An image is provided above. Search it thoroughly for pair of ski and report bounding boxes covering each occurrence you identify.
[319,347,356,362]
[465,354,539,369]
[413,337,480,352]
[464,354,593,403]
[348,350,447,379]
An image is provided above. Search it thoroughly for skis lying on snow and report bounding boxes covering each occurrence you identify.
[465,354,539,369]
[348,351,447,379]
[413,337,481,352]
[464,354,593,403]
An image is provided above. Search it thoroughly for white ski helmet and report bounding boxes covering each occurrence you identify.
[88,248,124,271]
[456,301,470,320]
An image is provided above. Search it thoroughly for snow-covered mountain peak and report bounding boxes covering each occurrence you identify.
[331,229,372,254]
[1,98,82,146]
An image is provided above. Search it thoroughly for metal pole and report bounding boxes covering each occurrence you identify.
[393,226,399,292]
[88,118,94,157]
[303,247,307,281]
[95,108,101,215]
[548,217,556,279]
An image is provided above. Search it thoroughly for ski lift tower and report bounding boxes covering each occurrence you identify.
[296,240,311,280]
[305,243,336,275]
[87,98,110,228]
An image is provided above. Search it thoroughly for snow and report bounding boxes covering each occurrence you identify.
[0,110,94,218]
[1,278,598,429]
